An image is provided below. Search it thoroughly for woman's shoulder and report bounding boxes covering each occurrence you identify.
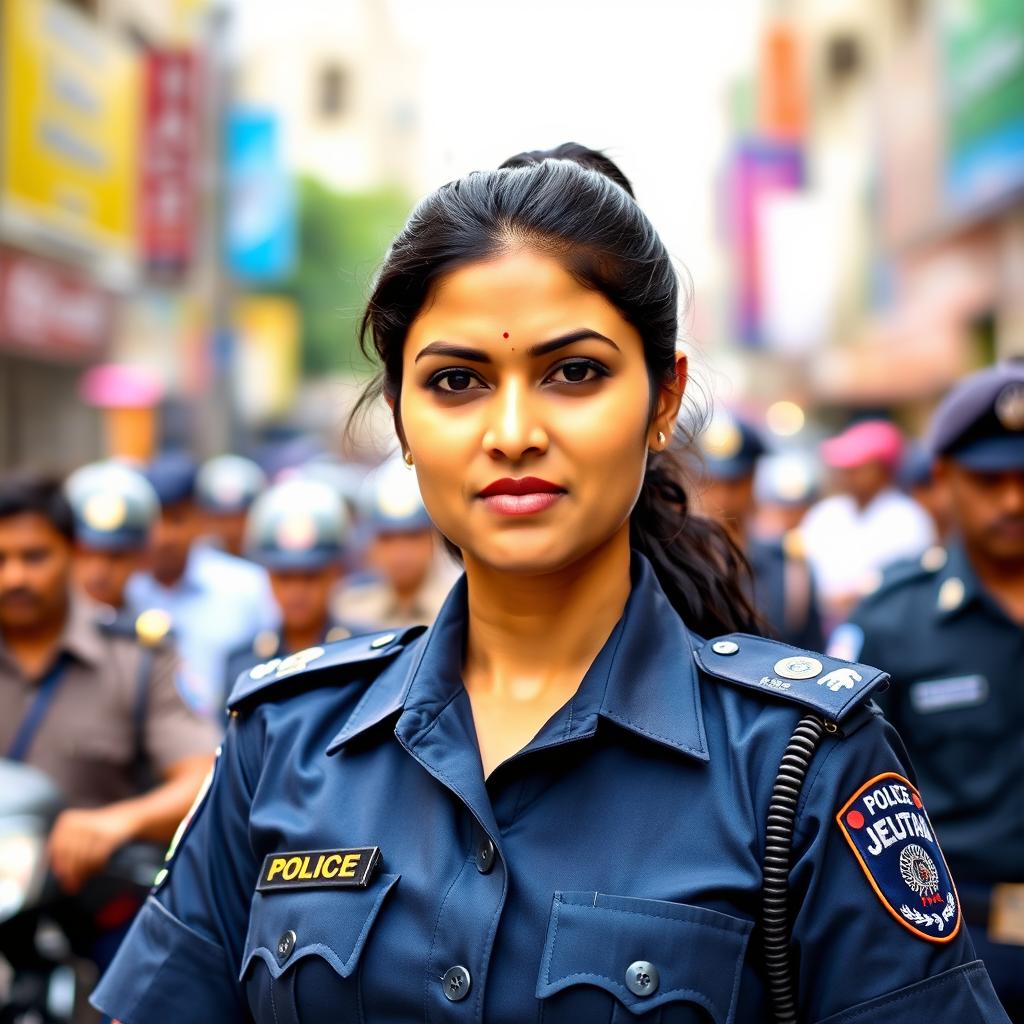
[225,625,427,716]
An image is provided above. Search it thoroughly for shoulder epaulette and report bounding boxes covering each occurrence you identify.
[227,626,426,711]
[694,633,889,725]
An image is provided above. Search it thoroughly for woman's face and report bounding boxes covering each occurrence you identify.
[399,248,683,576]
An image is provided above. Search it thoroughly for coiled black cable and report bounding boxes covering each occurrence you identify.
[761,712,831,1024]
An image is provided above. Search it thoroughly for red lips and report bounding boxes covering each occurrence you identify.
[478,477,565,498]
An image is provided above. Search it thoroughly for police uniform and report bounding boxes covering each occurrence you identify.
[700,414,823,650]
[834,362,1024,1017]
[0,595,216,808]
[92,555,1007,1022]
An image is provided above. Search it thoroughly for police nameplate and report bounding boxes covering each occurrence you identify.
[257,847,382,891]
[836,773,960,943]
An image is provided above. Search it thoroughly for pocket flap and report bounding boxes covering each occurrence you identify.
[536,892,751,1021]
[240,872,399,981]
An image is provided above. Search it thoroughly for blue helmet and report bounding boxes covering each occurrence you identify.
[65,461,160,551]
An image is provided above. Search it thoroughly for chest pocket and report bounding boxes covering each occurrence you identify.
[536,892,751,1023]
[240,873,399,1024]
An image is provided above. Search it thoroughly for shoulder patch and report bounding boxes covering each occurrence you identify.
[836,772,960,943]
[227,626,426,711]
[694,633,888,724]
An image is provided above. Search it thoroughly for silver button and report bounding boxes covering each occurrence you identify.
[442,965,471,1001]
[476,838,496,874]
[370,633,397,649]
[625,960,659,997]
[276,930,296,962]
[711,640,739,656]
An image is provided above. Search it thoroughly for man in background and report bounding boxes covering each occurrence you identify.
[801,419,934,626]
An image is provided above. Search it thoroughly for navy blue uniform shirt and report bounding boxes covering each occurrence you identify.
[93,556,1007,1022]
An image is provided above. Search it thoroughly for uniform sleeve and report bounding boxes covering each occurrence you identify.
[788,711,1008,1023]
[144,646,220,773]
[91,713,259,1022]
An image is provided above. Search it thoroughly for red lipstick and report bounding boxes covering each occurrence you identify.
[477,477,566,516]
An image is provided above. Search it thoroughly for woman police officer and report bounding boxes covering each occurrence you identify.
[92,148,1008,1023]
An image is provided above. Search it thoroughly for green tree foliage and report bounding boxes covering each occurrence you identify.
[278,176,411,377]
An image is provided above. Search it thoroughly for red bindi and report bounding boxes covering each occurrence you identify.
[502,332,509,339]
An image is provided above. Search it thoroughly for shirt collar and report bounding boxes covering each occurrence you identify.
[327,553,709,762]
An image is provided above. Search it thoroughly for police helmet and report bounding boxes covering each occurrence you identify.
[244,479,351,570]
[65,461,159,551]
[196,455,267,514]
[360,458,432,534]
[699,413,768,481]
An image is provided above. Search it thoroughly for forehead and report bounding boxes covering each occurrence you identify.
[411,249,628,341]
[0,513,67,549]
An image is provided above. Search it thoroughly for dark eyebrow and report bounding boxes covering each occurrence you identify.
[413,329,619,364]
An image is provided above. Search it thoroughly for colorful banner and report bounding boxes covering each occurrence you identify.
[725,140,804,347]
[941,0,1024,213]
[0,0,139,261]
[225,110,295,283]
[140,50,202,274]
[0,246,114,361]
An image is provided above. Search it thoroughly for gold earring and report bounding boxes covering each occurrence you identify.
[403,451,414,467]
[657,431,666,446]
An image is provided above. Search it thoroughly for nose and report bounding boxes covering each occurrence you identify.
[481,377,548,462]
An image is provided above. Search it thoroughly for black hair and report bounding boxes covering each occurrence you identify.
[356,145,757,637]
[0,472,76,542]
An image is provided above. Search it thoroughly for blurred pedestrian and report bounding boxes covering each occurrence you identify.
[834,362,1024,1019]
[127,451,277,719]
[800,419,935,625]
[0,473,215,968]
[698,413,823,648]
[224,478,361,700]
[334,459,456,629]
[195,454,267,558]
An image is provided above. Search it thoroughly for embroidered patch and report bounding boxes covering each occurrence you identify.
[256,847,382,891]
[836,772,960,943]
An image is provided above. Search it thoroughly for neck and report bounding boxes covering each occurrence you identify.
[283,621,327,654]
[462,528,632,699]
[963,541,1024,623]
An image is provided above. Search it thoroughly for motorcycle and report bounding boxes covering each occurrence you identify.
[0,760,163,1024]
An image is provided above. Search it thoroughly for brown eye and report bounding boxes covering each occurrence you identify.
[431,368,485,393]
[546,360,607,386]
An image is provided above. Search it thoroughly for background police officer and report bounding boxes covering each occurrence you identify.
[697,412,823,649]
[225,478,359,693]
[195,454,267,558]
[838,361,1024,1019]
[334,458,457,630]
[65,460,161,621]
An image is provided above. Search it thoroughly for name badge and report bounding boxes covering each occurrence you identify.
[910,675,988,714]
[257,847,381,891]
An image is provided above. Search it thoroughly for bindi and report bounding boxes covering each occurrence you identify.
[502,332,510,339]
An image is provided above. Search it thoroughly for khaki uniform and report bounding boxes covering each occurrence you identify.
[0,594,217,808]
[334,560,459,631]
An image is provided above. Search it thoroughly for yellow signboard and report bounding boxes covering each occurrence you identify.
[233,296,300,423]
[1,0,139,260]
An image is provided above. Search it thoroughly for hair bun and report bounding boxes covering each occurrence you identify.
[499,143,635,198]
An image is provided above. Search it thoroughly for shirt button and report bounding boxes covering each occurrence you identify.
[625,960,659,997]
[442,965,471,1002]
[276,930,296,962]
[476,838,496,874]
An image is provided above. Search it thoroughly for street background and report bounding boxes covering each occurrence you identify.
[1,0,1021,473]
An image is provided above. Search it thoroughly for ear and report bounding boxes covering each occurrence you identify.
[650,352,687,450]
